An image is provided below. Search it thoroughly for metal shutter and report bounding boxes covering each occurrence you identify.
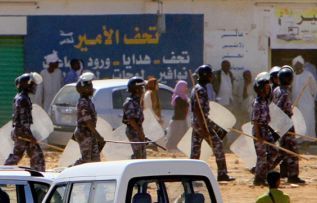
[0,36,24,126]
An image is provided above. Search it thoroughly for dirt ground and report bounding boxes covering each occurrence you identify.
[20,147,317,203]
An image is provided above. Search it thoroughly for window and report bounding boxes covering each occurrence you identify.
[0,184,19,203]
[112,89,129,109]
[31,182,50,203]
[47,184,67,203]
[92,181,116,203]
[69,182,91,203]
[126,176,215,203]
[158,88,173,110]
[53,86,79,107]
[0,184,27,203]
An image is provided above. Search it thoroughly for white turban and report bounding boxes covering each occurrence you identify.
[45,50,61,65]
[292,55,304,66]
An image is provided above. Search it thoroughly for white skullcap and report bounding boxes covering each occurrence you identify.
[292,55,304,66]
[45,50,61,65]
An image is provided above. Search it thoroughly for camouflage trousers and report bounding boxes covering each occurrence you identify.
[254,140,279,180]
[126,127,146,159]
[5,128,45,172]
[272,128,299,177]
[190,126,228,176]
[74,128,100,165]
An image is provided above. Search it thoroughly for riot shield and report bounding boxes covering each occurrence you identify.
[0,121,14,163]
[269,103,293,136]
[208,101,236,131]
[58,139,79,167]
[177,127,213,161]
[103,125,133,161]
[230,122,256,169]
[31,104,54,141]
[1,104,53,163]
[59,117,113,166]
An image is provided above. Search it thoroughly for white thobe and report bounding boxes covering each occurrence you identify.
[292,70,317,137]
[35,69,63,112]
[237,83,254,115]
[217,71,233,106]
[143,90,153,110]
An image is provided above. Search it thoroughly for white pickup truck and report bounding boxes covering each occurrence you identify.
[42,159,223,203]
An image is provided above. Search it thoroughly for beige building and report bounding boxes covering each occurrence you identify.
[0,0,316,124]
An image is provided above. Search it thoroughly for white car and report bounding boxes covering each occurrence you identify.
[42,159,223,203]
[48,79,174,146]
[0,166,58,203]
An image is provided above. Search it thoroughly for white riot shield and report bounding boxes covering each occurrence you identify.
[58,139,79,167]
[292,107,307,136]
[103,125,133,161]
[1,104,54,163]
[0,121,14,163]
[208,101,236,131]
[143,109,165,141]
[177,127,213,161]
[96,116,113,147]
[269,103,293,136]
[31,104,54,141]
[59,117,113,167]
[230,122,256,169]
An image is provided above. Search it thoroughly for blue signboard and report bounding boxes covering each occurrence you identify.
[25,14,203,87]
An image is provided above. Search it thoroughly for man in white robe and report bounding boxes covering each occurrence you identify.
[35,51,64,112]
[212,60,234,107]
[291,55,317,138]
[212,60,235,146]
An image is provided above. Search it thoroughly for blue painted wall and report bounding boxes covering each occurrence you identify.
[25,14,203,87]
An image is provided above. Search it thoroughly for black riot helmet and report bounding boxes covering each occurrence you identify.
[76,72,95,97]
[16,72,42,94]
[196,64,213,84]
[253,72,271,95]
[278,65,294,86]
[269,66,281,82]
[127,76,145,94]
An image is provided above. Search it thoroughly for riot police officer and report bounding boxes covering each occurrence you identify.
[122,76,146,159]
[272,66,305,184]
[5,72,45,171]
[73,72,101,165]
[190,65,235,181]
[252,72,278,185]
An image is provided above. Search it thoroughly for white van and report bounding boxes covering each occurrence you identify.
[42,159,223,203]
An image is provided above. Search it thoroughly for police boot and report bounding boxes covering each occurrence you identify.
[287,176,305,184]
[253,177,267,186]
[217,174,235,182]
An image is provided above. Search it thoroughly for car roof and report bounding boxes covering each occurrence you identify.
[56,159,213,180]
[64,79,128,89]
[64,79,173,91]
[0,166,59,184]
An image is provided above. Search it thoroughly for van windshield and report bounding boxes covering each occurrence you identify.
[126,175,216,203]
[53,86,79,107]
